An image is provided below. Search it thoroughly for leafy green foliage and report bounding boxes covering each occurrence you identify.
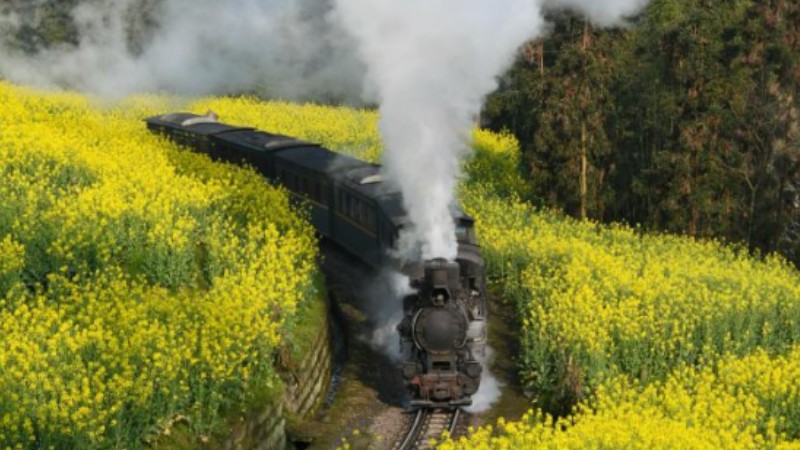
[485,0,800,264]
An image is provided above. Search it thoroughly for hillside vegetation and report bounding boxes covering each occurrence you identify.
[4,0,799,263]
[0,82,318,449]
[205,94,800,449]
[2,83,800,449]
[486,0,800,264]
[448,145,800,449]
[186,94,800,449]
[439,348,800,449]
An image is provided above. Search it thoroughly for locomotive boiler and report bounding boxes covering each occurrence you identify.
[144,112,488,408]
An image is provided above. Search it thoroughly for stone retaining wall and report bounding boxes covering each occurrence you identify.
[284,317,333,418]
[222,403,286,450]
[221,295,334,450]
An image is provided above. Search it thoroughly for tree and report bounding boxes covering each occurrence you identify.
[486,12,617,220]
[484,0,800,264]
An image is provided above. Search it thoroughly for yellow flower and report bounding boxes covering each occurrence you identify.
[0,81,318,449]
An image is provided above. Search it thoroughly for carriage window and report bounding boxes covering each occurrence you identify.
[365,206,372,229]
[314,183,322,202]
[351,198,359,220]
[358,201,368,228]
[382,223,390,243]
[456,223,476,244]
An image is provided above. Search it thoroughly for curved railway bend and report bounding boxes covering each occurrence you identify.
[293,242,531,449]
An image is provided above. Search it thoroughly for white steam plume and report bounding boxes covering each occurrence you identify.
[2,0,650,259]
[542,0,651,27]
[464,346,502,413]
[0,0,364,101]
[363,270,415,363]
[334,0,648,260]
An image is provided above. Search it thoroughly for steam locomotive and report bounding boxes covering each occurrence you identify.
[144,112,487,408]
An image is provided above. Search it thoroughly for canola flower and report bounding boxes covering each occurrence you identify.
[189,96,384,163]
[4,82,800,449]
[0,82,317,449]
[438,346,800,449]
[463,179,800,405]
[450,136,800,447]
[198,94,800,449]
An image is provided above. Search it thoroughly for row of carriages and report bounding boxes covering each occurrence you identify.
[145,112,420,268]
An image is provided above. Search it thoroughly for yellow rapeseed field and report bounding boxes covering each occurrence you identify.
[0,82,318,449]
[3,81,799,449]
[438,346,800,449]
[188,93,800,449]
[440,129,800,448]
[463,176,800,403]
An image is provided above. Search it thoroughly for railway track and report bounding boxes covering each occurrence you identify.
[396,408,460,450]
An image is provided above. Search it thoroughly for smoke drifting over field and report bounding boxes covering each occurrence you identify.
[0,0,650,258]
[334,0,649,260]
[0,0,363,101]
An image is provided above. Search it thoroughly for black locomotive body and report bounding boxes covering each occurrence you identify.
[145,112,487,408]
[400,258,486,407]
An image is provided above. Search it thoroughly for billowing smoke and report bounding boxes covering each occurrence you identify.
[0,0,364,101]
[2,0,650,257]
[542,0,651,27]
[0,11,18,30]
[360,269,414,363]
[464,346,502,413]
[334,0,649,260]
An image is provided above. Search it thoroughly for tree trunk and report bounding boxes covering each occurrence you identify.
[581,122,588,220]
[579,22,590,220]
[539,42,544,77]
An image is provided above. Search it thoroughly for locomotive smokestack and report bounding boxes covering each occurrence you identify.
[423,258,460,305]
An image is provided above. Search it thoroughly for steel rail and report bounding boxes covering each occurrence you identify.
[398,409,426,450]
[397,408,460,450]
[448,408,460,436]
